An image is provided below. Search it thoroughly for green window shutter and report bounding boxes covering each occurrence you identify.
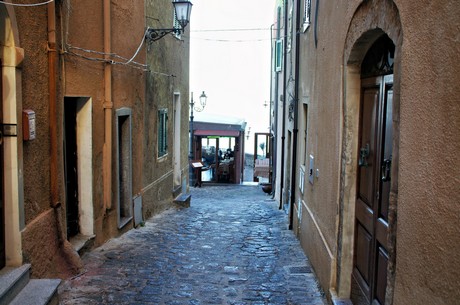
[275,39,283,72]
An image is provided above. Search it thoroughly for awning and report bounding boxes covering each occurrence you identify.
[194,130,240,137]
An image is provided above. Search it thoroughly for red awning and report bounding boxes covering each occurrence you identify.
[194,130,240,137]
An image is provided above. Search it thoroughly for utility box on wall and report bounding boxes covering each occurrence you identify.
[22,109,36,141]
[309,154,314,185]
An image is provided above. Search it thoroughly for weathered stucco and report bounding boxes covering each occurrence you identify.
[273,0,460,304]
[3,0,190,279]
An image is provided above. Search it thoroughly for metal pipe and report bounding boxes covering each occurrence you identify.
[48,2,83,272]
[289,0,302,230]
[279,0,288,210]
[269,24,276,198]
[48,0,58,208]
[103,0,113,210]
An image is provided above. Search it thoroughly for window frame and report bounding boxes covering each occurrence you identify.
[275,39,283,72]
[158,109,168,158]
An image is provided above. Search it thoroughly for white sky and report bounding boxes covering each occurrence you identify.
[189,0,276,151]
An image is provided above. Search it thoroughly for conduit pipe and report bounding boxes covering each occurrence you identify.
[279,0,288,210]
[47,0,58,208]
[103,0,113,210]
[48,1,83,272]
[289,0,301,230]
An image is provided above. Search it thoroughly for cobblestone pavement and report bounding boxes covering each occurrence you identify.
[59,185,327,305]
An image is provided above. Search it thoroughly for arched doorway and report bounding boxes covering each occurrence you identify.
[0,4,24,268]
[337,1,402,304]
[353,34,395,305]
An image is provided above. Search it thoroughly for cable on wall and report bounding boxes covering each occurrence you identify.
[0,0,54,7]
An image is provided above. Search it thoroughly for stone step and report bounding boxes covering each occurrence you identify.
[0,264,30,305]
[0,264,61,305]
[173,193,191,208]
[9,279,61,305]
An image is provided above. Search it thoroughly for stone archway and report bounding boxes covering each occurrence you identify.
[0,4,25,267]
[336,1,402,304]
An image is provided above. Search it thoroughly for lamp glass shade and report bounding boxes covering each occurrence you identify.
[173,1,193,28]
[199,91,207,107]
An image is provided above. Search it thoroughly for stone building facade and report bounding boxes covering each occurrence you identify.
[1,0,191,278]
[270,0,459,304]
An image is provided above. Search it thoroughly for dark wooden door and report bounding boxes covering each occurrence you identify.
[354,75,393,305]
[64,100,79,238]
[0,67,4,269]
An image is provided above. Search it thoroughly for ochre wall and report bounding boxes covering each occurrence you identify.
[393,0,460,304]
[290,0,460,303]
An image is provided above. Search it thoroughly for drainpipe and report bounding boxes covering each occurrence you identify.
[269,24,277,198]
[48,1,58,209]
[103,0,113,210]
[289,0,301,230]
[48,1,83,272]
[279,0,288,210]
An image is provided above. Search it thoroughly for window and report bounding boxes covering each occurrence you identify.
[275,39,283,72]
[303,0,312,32]
[158,109,168,157]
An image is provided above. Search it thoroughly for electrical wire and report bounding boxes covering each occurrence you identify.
[191,28,270,33]
[66,45,147,69]
[191,36,272,43]
[124,28,149,64]
[0,0,54,7]
[64,48,176,78]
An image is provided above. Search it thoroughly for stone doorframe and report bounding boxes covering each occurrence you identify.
[0,4,25,267]
[335,1,402,304]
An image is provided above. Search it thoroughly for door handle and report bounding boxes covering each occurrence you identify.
[381,157,392,182]
[359,143,370,167]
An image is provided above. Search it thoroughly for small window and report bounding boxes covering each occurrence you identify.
[158,109,168,157]
[275,39,283,72]
[303,0,312,32]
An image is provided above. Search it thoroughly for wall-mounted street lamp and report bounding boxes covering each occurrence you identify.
[145,1,193,42]
[190,91,208,156]
[189,91,207,186]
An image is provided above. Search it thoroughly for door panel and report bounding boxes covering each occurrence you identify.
[358,87,379,206]
[0,69,4,269]
[375,247,388,305]
[356,224,372,284]
[354,76,393,304]
[379,85,393,221]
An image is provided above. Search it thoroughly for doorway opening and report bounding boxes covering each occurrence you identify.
[115,108,133,228]
[352,34,396,305]
[173,93,181,190]
[0,66,4,269]
[200,136,238,183]
[64,97,93,240]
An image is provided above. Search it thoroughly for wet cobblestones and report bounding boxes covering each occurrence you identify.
[59,185,326,305]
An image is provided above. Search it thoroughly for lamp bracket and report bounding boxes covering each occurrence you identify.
[145,27,182,42]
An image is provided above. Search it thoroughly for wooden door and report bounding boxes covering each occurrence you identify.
[0,85,4,269]
[354,75,393,305]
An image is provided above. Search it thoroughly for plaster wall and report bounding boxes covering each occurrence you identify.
[287,0,460,303]
[143,0,190,218]
[294,0,348,294]
[12,3,59,273]
[63,0,146,246]
[391,1,460,304]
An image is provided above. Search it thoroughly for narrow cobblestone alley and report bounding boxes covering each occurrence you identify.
[58,185,326,305]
